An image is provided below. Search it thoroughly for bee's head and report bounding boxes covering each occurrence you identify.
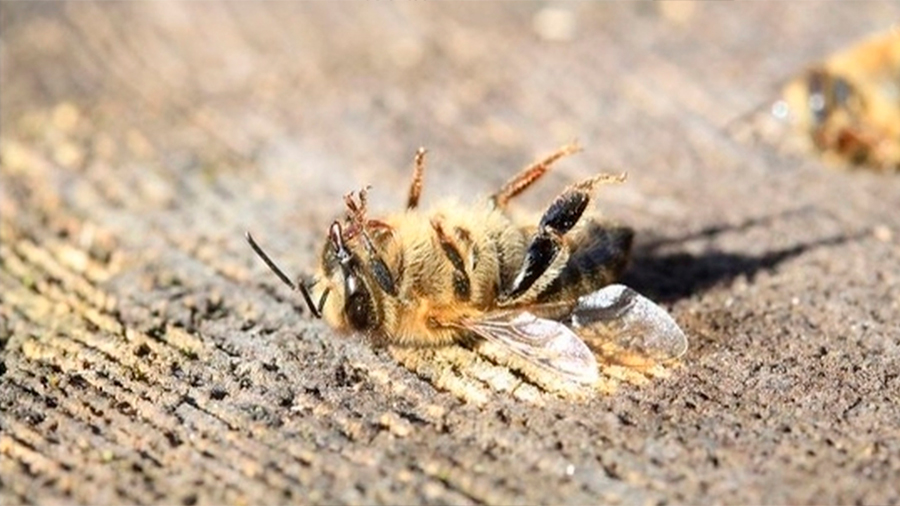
[805,68,857,125]
[319,221,380,332]
[780,68,860,134]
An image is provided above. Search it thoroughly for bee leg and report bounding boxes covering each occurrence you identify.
[341,189,399,297]
[346,185,391,240]
[491,142,582,208]
[365,219,394,235]
[431,220,471,301]
[344,187,369,218]
[536,221,634,302]
[501,227,567,303]
[501,173,626,303]
[358,230,399,297]
[407,147,427,209]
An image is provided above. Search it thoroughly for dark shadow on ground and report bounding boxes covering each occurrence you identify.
[622,209,866,303]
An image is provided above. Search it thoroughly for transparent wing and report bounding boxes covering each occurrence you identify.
[567,284,688,364]
[460,311,599,385]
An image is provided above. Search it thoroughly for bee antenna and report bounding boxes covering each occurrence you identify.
[245,231,323,319]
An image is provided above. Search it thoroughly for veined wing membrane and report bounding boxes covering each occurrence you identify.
[459,311,599,385]
[568,284,687,364]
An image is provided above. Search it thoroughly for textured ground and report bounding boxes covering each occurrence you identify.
[2,3,899,505]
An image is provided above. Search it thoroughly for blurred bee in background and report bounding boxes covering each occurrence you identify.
[247,144,687,385]
[777,29,900,171]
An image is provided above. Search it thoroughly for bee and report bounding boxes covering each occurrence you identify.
[777,29,900,171]
[247,144,687,385]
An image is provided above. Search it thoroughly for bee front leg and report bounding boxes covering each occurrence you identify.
[358,231,399,297]
[500,173,625,304]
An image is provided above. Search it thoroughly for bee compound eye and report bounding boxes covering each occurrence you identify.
[831,76,853,108]
[345,291,376,331]
[805,69,831,123]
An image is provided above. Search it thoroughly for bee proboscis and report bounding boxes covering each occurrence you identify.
[247,144,687,385]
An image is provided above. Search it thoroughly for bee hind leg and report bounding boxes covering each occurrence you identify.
[491,142,582,208]
[500,173,626,303]
[537,221,634,302]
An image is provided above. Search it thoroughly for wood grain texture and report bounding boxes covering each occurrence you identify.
[2,3,900,505]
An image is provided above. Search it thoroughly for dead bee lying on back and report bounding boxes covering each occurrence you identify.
[247,144,687,385]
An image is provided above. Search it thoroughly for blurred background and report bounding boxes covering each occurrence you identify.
[3,3,896,230]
